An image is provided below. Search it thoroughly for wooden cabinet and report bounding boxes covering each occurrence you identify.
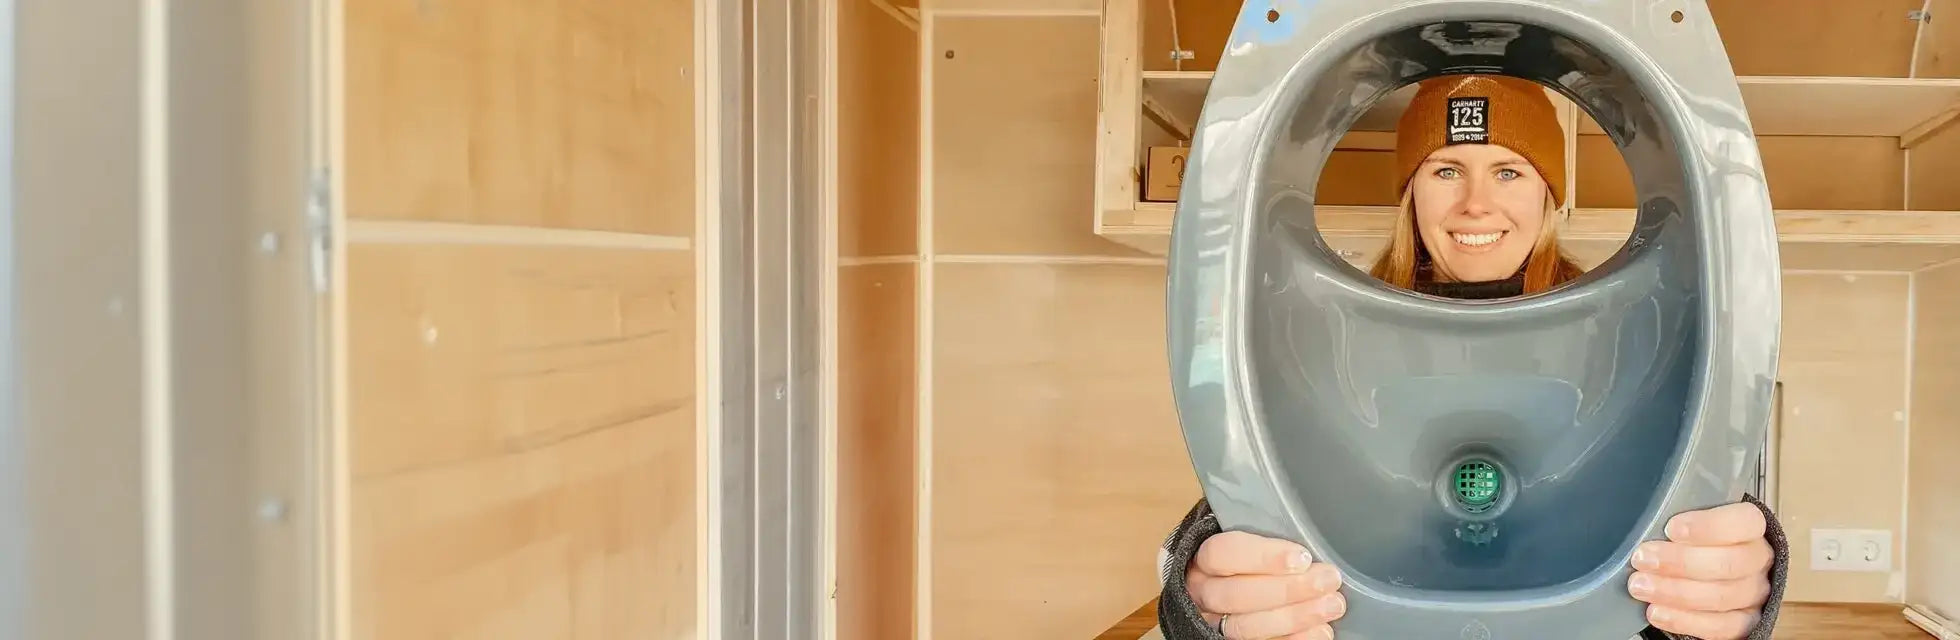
[1093,0,1960,271]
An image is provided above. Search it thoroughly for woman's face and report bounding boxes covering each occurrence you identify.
[1409,143,1548,283]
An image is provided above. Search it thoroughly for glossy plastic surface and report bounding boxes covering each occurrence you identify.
[1163,1,1782,638]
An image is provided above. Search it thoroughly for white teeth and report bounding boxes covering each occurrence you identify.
[1452,231,1505,246]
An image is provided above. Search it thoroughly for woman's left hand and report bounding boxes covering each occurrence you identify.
[1628,501,1774,640]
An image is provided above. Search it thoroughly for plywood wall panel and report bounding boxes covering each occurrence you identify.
[1908,122,1960,211]
[838,263,919,640]
[842,0,922,257]
[1318,151,1401,206]
[932,16,1150,257]
[1577,135,1904,211]
[930,262,1199,639]
[1705,0,1921,78]
[344,0,693,235]
[1777,243,1960,272]
[1776,273,1912,603]
[345,244,696,639]
[1913,0,1960,78]
[1140,0,1236,72]
[1908,261,1960,614]
[931,0,1098,12]
[346,245,694,478]
[1758,138,1907,211]
[1573,134,1634,210]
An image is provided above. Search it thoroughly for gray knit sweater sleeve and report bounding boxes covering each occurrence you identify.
[1156,494,1789,640]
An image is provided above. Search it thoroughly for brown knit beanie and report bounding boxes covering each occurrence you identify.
[1394,74,1566,206]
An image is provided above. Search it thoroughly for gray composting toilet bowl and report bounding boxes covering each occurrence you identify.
[1164,2,1782,638]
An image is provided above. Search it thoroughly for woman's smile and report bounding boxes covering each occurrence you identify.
[1448,230,1508,251]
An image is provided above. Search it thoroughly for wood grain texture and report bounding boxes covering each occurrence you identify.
[930,262,1200,640]
[1706,0,1923,78]
[1909,261,1960,616]
[1775,602,1941,640]
[1909,118,1960,212]
[1313,151,1401,207]
[345,244,696,639]
[1139,0,1234,72]
[1775,243,1960,272]
[344,0,693,235]
[930,0,1098,12]
[1915,0,1960,78]
[1094,598,1160,640]
[837,263,919,640]
[1577,135,1907,212]
[1777,273,1912,604]
[933,16,1151,257]
[841,0,921,258]
[1096,0,1142,223]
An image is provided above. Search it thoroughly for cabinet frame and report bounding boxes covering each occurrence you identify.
[1092,0,1960,271]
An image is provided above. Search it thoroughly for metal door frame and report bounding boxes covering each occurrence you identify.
[0,0,330,638]
[699,0,833,638]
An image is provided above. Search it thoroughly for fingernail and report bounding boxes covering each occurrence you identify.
[1666,518,1690,540]
[1628,573,1654,598]
[1631,545,1658,570]
[1648,604,1673,624]
[1308,626,1335,640]
[1289,550,1314,572]
[1315,567,1342,590]
[1321,593,1347,617]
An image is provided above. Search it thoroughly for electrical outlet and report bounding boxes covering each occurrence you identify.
[1810,528,1892,572]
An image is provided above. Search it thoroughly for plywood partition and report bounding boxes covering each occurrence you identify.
[919,9,1202,639]
[339,0,698,638]
[1908,260,1960,617]
[1707,0,1923,78]
[836,0,923,637]
[1775,274,1913,603]
[932,16,1149,257]
[1577,136,1911,212]
[928,262,1196,639]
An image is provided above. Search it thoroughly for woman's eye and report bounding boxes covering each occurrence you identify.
[1497,169,1521,180]
[1436,167,1460,179]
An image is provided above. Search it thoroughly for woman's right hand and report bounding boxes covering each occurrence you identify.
[1186,530,1347,639]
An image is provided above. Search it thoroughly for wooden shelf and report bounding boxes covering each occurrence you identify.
[1141,72,1960,144]
[1098,204,1960,271]
[1096,0,1960,273]
[1142,70,1411,137]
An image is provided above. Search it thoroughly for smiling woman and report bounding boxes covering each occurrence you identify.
[1369,74,1585,297]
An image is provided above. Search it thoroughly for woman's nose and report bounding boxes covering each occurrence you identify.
[1459,175,1499,216]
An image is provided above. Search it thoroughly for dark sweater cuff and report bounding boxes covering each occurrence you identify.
[1739,492,1789,640]
[1158,499,1225,640]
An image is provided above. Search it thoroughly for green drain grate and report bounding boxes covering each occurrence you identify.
[1452,460,1501,513]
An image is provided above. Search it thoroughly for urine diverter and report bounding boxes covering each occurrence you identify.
[1164,2,1781,638]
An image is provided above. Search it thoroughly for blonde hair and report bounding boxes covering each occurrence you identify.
[1366,187,1583,295]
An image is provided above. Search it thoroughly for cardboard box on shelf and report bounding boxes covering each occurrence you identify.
[1143,146,1188,202]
